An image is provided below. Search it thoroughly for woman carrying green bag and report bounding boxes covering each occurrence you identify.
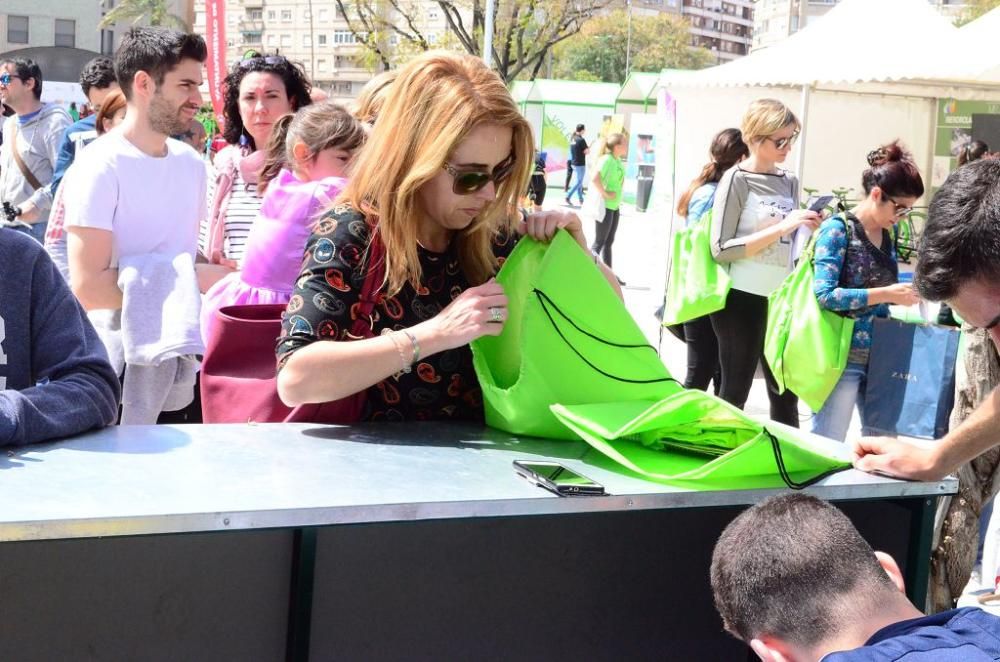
[274,51,623,423]
[709,99,821,427]
[672,128,748,393]
[811,142,923,441]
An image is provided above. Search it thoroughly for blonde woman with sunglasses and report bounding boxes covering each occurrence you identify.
[275,51,622,423]
[709,98,821,426]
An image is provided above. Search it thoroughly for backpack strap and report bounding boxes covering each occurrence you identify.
[9,124,42,191]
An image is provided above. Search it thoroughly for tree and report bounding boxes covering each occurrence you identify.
[957,0,1000,26]
[99,0,190,31]
[332,0,617,81]
[552,10,713,84]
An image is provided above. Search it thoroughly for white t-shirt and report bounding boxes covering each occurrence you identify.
[64,131,207,260]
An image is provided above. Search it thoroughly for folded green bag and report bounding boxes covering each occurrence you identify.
[551,390,850,490]
[764,221,855,412]
[471,231,682,440]
[661,211,731,326]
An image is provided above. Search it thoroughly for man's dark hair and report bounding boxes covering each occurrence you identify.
[916,158,1000,302]
[114,27,207,101]
[1,57,42,99]
[576,123,585,133]
[710,494,896,648]
[79,56,117,98]
[221,52,312,149]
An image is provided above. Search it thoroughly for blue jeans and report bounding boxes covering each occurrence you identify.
[811,361,876,442]
[567,165,586,202]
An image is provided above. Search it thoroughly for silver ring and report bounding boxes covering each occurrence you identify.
[489,306,503,323]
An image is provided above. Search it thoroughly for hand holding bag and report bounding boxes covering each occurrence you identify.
[660,211,732,326]
[764,218,855,412]
[201,232,385,424]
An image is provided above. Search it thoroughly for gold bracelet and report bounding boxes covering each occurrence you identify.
[402,329,420,363]
[387,332,412,374]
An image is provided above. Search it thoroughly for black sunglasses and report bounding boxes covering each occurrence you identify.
[239,54,287,69]
[442,155,515,195]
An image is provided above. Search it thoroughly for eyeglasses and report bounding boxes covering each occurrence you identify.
[884,195,912,218]
[0,73,22,86]
[764,131,799,151]
[239,54,287,69]
[442,155,516,195]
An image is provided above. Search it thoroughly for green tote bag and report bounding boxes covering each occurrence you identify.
[550,389,850,490]
[660,211,731,326]
[763,217,855,412]
[471,231,683,440]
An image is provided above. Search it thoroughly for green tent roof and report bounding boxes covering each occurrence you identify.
[616,72,660,103]
[525,79,620,106]
[509,80,533,103]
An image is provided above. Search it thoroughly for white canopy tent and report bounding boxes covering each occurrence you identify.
[658,0,1000,209]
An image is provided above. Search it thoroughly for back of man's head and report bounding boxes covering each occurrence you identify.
[916,158,1000,302]
[711,494,897,649]
[79,57,117,99]
[1,57,43,100]
[114,27,207,101]
[576,124,585,133]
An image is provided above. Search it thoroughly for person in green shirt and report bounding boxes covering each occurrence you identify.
[590,132,627,279]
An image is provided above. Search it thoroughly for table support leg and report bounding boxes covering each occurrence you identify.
[904,497,936,611]
[286,528,317,662]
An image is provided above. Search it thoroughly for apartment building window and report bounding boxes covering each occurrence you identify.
[319,8,330,21]
[54,19,76,48]
[244,33,262,45]
[195,11,205,26]
[281,34,291,47]
[303,8,312,20]
[281,10,292,21]
[267,34,277,47]
[428,7,440,20]
[318,34,328,46]
[303,34,312,47]
[333,31,357,44]
[267,10,276,20]
[249,9,263,20]
[101,29,115,54]
[317,59,327,72]
[7,16,29,44]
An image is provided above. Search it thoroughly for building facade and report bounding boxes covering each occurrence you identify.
[752,0,966,51]
[192,0,409,102]
[629,0,753,63]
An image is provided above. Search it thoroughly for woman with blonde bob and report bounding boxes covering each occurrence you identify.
[709,98,821,427]
[276,51,621,422]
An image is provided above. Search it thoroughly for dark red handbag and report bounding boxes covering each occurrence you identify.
[200,235,385,424]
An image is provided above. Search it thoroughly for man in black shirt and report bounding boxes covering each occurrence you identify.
[565,124,588,206]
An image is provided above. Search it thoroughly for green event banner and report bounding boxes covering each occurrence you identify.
[932,98,1000,189]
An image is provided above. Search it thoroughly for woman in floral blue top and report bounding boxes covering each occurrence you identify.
[811,142,924,441]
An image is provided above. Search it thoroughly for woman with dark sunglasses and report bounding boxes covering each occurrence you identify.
[274,51,622,423]
[709,98,822,427]
[810,142,923,441]
[198,51,312,292]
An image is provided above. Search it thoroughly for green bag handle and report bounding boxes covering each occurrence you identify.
[764,427,846,489]
[534,288,679,386]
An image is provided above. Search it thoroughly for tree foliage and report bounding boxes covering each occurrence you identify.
[552,10,713,84]
[99,0,190,31]
[956,0,1000,26]
[332,0,616,81]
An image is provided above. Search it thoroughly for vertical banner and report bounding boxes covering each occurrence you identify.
[205,0,227,129]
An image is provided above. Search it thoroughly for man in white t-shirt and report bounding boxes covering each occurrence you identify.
[65,27,207,311]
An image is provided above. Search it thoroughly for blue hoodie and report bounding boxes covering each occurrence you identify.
[0,230,120,445]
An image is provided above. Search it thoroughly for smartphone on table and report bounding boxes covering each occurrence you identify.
[513,460,606,497]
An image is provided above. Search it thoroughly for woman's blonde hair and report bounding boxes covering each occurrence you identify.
[600,132,626,157]
[740,98,799,145]
[340,51,533,296]
[352,70,397,125]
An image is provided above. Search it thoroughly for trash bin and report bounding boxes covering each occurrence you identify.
[636,164,655,212]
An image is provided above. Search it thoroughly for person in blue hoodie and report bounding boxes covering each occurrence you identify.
[49,57,120,195]
[0,229,120,445]
[712,493,1000,662]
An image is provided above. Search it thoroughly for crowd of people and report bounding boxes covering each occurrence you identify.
[3,23,1000,658]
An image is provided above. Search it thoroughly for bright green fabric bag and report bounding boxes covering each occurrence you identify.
[471,231,682,440]
[551,390,850,490]
[763,218,855,412]
[661,211,731,326]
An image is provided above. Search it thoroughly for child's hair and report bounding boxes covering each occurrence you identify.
[600,133,626,157]
[353,70,397,125]
[958,139,990,167]
[258,100,367,193]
